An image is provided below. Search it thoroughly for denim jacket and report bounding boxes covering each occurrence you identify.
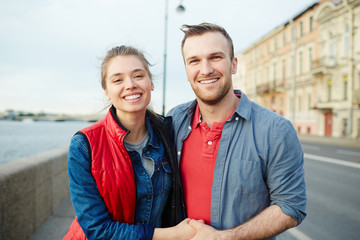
[168,90,306,239]
[67,112,172,240]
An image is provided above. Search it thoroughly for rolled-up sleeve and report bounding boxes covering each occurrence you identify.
[266,120,307,224]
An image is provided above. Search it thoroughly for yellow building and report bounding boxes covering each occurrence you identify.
[234,0,360,139]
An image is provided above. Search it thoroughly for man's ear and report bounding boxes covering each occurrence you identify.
[231,57,238,74]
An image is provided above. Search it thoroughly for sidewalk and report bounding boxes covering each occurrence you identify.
[29,135,359,239]
[299,134,360,147]
[29,198,74,240]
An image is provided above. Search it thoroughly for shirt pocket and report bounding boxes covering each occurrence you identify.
[161,161,173,193]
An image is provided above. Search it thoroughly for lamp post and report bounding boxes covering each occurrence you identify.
[162,0,185,115]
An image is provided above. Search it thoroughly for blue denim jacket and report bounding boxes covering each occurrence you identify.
[168,90,306,239]
[67,116,172,240]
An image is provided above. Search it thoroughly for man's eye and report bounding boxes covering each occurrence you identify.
[114,79,123,83]
[189,59,199,64]
[212,56,221,60]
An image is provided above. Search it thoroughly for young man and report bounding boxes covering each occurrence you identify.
[167,23,306,239]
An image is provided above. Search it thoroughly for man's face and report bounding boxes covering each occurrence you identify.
[182,31,237,105]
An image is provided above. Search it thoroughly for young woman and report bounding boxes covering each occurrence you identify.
[63,46,194,240]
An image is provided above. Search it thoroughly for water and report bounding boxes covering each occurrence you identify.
[0,120,92,164]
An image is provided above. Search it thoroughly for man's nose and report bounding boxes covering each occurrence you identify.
[200,60,214,75]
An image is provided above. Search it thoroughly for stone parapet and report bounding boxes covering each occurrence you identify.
[0,147,69,240]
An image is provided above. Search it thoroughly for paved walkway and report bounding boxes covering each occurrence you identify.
[29,198,74,240]
[29,135,359,239]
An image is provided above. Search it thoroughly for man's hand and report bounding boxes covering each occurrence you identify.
[188,220,224,240]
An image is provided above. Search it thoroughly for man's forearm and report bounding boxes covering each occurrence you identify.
[220,205,297,240]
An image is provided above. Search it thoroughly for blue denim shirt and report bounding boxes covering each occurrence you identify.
[168,90,306,239]
[67,116,172,240]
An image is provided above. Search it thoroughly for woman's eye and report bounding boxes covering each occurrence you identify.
[134,74,144,79]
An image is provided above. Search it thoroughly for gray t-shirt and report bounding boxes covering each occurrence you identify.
[124,132,154,177]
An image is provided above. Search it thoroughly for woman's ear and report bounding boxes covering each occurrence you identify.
[104,89,111,100]
[151,81,154,91]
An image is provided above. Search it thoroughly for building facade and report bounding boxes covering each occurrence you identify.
[234,0,360,139]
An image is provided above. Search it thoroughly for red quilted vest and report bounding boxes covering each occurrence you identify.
[63,109,136,240]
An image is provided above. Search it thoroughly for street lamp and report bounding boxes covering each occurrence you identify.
[162,0,185,115]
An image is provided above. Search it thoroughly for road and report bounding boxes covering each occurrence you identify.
[278,140,360,240]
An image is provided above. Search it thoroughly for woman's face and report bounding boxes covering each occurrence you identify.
[104,55,153,116]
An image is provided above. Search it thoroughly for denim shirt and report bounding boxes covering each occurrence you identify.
[67,116,172,240]
[168,90,306,239]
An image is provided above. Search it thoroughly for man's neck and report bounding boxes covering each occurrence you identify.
[197,93,239,128]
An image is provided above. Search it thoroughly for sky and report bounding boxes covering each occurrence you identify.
[0,0,317,115]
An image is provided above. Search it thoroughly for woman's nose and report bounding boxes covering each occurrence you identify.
[124,77,137,90]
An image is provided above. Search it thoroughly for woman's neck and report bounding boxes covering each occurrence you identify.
[116,109,147,144]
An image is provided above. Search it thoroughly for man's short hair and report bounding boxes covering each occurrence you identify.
[180,22,234,60]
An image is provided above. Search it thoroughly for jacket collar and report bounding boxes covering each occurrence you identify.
[108,105,160,149]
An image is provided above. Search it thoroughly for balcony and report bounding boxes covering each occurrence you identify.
[311,57,336,76]
[256,83,270,95]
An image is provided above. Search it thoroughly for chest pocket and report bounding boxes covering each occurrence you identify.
[161,160,172,192]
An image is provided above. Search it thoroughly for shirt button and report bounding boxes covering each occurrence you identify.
[208,141,212,145]
[188,126,192,130]
[146,195,151,199]
[141,220,146,224]
[177,151,181,155]
[146,150,150,155]
[235,117,239,121]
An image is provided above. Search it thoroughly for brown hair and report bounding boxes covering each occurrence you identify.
[180,22,234,60]
[100,45,152,90]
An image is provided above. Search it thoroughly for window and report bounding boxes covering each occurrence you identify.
[283,31,286,46]
[298,95,302,111]
[273,62,277,82]
[344,75,348,100]
[308,93,312,110]
[309,48,313,71]
[345,25,349,57]
[274,38,277,52]
[299,51,303,74]
[300,21,304,37]
[292,24,296,41]
[282,59,286,81]
[309,16,313,32]
[330,32,335,58]
[328,79,332,101]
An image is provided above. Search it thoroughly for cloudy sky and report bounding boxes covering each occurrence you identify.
[0,0,317,115]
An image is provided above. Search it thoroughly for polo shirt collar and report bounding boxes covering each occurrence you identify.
[233,89,251,121]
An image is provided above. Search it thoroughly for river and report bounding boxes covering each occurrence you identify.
[0,120,92,164]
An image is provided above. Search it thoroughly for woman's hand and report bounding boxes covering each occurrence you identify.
[153,218,197,240]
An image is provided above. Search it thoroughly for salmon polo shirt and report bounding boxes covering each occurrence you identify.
[180,103,235,224]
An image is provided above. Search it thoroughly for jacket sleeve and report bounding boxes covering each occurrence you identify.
[67,134,154,240]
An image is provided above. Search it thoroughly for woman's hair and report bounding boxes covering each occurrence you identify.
[100,45,152,90]
[180,22,234,60]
